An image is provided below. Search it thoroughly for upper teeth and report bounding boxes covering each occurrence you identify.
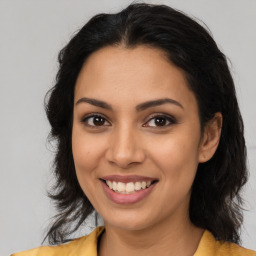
[106,180,152,194]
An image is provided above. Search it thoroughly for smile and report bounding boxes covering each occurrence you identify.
[100,175,158,204]
[105,180,152,194]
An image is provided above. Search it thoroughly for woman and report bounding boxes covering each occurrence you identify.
[12,3,256,256]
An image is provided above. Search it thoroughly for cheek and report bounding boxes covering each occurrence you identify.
[153,133,199,161]
[72,130,106,201]
[148,130,200,181]
[72,141,93,174]
[72,129,106,203]
[72,129,105,174]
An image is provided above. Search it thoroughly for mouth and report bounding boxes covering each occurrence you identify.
[100,179,158,194]
[99,175,158,204]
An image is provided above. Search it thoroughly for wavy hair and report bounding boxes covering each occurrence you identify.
[44,3,247,244]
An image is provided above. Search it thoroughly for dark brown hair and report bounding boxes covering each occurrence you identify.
[44,3,247,245]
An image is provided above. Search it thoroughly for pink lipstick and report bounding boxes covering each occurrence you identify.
[100,175,158,204]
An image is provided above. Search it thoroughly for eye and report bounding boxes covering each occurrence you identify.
[143,114,176,128]
[81,114,111,127]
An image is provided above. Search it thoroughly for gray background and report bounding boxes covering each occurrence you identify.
[0,0,255,255]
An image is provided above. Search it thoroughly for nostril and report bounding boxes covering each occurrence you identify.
[105,141,146,168]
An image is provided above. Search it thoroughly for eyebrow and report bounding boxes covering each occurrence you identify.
[136,98,184,111]
[75,97,184,111]
[76,97,112,110]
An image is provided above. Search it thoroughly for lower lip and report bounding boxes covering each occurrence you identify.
[101,181,156,204]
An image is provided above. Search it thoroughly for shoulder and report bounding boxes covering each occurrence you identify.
[195,230,256,256]
[217,242,256,256]
[11,226,104,256]
[215,239,256,256]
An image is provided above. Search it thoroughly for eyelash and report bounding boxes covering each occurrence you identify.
[80,113,177,129]
[81,113,110,129]
[143,113,177,128]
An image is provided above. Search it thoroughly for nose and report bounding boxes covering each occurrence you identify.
[105,125,146,169]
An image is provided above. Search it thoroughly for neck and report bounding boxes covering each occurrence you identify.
[98,214,204,256]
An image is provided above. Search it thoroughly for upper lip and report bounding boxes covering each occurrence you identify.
[100,175,157,183]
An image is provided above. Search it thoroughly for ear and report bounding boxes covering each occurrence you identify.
[198,112,222,163]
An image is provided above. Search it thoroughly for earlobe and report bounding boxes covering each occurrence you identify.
[198,112,222,163]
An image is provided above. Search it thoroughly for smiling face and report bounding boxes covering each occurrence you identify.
[72,45,207,231]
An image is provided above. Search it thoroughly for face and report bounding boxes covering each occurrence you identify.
[72,45,205,231]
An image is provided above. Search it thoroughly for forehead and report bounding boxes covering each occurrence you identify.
[74,45,197,111]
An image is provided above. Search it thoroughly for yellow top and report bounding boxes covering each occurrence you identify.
[11,226,256,256]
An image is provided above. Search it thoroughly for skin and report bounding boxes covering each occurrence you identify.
[72,45,222,256]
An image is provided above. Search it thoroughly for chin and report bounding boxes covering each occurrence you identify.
[109,221,151,231]
[102,210,158,231]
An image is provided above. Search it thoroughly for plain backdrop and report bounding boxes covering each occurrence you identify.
[0,0,255,255]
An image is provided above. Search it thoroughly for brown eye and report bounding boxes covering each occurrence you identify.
[144,115,176,128]
[154,117,167,126]
[82,115,110,127]
[92,116,105,126]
